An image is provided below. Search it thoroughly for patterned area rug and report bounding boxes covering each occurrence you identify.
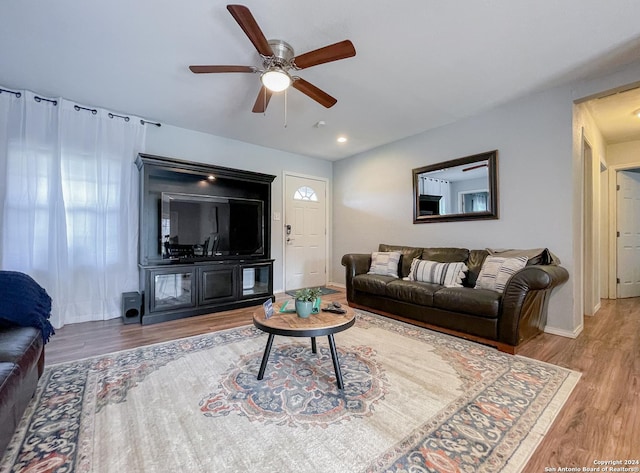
[0,312,580,473]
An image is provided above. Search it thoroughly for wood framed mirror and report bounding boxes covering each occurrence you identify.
[412,150,498,223]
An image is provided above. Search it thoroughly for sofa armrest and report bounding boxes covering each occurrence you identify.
[499,265,569,346]
[341,253,372,302]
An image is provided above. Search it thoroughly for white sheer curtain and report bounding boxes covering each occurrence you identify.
[471,192,488,211]
[0,88,147,328]
[420,177,452,214]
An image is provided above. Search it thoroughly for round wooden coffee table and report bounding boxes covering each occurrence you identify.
[252,304,356,389]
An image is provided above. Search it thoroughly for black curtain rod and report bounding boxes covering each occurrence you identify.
[34,96,58,105]
[74,105,97,115]
[1,88,161,127]
[108,112,129,122]
[0,88,21,98]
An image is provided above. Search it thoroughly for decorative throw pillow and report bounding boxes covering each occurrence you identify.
[367,251,401,278]
[474,256,528,293]
[405,258,467,287]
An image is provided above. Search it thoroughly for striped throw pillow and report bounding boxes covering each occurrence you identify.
[405,259,467,287]
[367,251,402,278]
[474,256,528,293]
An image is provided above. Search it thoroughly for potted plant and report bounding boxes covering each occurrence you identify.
[293,288,323,318]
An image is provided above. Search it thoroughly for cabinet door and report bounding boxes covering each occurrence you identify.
[241,263,273,298]
[199,266,238,305]
[149,268,197,313]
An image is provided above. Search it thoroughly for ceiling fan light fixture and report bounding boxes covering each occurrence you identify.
[261,68,292,92]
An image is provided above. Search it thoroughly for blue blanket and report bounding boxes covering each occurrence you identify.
[0,271,55,343]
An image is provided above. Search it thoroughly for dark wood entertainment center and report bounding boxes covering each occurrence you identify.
[136,153,276,325]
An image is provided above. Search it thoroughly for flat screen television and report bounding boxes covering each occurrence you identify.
[160,192,265,259]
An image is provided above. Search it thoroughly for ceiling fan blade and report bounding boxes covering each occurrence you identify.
[292,78,337,108]
[293,40,356,69]
[252,86,273,113]
[462,163,488,172]
[226,4,273,57]
[189,65,256,74]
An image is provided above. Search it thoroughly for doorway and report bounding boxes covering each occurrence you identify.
[615,169,640,298]
[283,174,328,291]
[577,83,640,308]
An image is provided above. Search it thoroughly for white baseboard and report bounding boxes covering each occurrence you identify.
[544,323,584,339]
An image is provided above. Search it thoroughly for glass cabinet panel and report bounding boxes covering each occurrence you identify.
[150,269,196,312]
[241,264,271,297]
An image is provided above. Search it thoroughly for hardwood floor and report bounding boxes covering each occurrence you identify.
[44,290,346,364]
[518,297,640,470]
[44,288,639,469]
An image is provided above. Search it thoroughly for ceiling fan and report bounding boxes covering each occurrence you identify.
[462,163,488,172]
[189,4,356,113]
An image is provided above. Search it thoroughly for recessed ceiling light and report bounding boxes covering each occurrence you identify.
[207,175,216,181]
[634,108,640,118]
[337,136,347,143]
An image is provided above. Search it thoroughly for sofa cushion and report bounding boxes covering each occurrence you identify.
[386,280,440,306]
[475,256,528,293]
[368,251,401,278]
[378,244,423,278]
[353,274,397,296]
[406,259,467,287]
[433,287,501,318]
[465,250,489,287]
[421,247,469,263]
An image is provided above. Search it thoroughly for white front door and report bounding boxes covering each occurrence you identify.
[284,175,327,291]
[617,170,640,298]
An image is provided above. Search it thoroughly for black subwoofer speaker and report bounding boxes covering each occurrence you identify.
[121,291,142,324]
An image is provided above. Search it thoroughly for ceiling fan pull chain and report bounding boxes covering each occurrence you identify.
[263,87,267,116]
[284,88,288,128]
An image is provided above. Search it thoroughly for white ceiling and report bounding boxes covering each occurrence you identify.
[2,0,640,160]
[584,84,640,143]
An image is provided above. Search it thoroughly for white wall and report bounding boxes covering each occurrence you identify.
[607,140,640,167]
[332,59,640,336]
[333,86,576,333]
[139,61,640,335]
[144,124,333,293]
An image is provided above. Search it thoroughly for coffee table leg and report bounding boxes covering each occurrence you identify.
[257,334,275,380]
[311,337,317,354]
[327,334,344,390]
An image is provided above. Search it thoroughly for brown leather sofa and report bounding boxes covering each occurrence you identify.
[0,325,44,454]
[342,244,569,353]
[0,271,52,455]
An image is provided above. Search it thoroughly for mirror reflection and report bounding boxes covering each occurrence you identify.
[413,151,498,223]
